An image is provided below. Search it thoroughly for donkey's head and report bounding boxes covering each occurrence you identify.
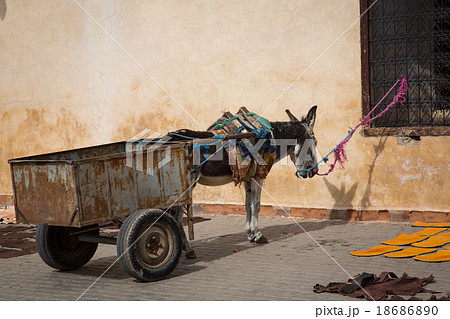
[285,106,318,178]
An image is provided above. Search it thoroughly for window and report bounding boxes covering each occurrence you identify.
[360,0,450,136]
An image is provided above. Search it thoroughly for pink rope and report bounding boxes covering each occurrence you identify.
[316,77,408,176]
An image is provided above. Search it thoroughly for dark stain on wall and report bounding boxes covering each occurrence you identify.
[0,0,6,21]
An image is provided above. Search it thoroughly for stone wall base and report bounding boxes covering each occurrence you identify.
[193,203,449,223]
[2,193,448,223]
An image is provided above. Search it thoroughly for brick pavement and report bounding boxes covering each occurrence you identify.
[0,214,449,300]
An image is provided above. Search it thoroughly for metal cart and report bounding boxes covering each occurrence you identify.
[9,139,195,281]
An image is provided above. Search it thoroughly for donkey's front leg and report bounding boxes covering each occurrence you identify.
[244,177,268,243]
[171,207,196,259]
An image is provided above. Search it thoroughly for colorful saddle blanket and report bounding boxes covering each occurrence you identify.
[207,107,276,185]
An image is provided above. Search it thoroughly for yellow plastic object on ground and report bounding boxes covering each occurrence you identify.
[413,221,450,227]
[350,245,402,256]
[411,228,448,236]
[411,233,450,248]
[413,250,450,262]
[384,247,436,258]
[381,234,429,246]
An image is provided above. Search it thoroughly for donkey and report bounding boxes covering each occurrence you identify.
[170,106,318,256]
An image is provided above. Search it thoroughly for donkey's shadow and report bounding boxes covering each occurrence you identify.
[181,219,345,265]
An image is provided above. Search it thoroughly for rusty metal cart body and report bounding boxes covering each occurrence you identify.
[9,139,195,281]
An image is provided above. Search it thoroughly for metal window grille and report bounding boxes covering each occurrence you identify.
[368,0,449,127]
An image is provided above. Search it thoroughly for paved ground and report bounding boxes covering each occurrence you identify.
[1,214,449,301]
[0,205,15,223]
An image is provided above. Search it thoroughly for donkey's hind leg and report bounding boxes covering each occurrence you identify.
[171,207,196,259]
[244,177,268,243]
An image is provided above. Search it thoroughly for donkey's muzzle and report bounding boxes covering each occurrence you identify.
[308,167,318,178]
[298,171,308,179]
[297,167,317,179]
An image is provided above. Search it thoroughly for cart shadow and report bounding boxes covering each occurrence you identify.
[55,258,131,280]
[69,219,344,281]
[69,256,207,281]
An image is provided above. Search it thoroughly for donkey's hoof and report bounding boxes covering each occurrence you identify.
[186,250,197,259]
[256,235,268,244]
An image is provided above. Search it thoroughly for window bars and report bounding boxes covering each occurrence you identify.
[367,0,449,127]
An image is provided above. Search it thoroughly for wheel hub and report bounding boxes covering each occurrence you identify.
[137,224,174,269]
[146,235,162,254]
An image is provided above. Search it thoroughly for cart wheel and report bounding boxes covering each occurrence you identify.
[36,224,99,270]
[117,209,182,281]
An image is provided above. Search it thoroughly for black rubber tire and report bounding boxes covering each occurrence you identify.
[117,209,182,281]
[36,224,99,270]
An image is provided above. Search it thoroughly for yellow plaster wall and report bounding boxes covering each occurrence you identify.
[0,0,448,212]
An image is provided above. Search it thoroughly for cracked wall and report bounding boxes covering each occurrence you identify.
[0,0,449,212]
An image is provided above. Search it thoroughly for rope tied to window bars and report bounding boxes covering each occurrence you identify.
[296,76,409,178]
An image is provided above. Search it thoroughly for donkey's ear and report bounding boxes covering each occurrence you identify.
[306,105,317,128]
[285,109,299,122]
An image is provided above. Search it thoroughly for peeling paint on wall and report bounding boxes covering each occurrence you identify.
[397,174,421,185]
